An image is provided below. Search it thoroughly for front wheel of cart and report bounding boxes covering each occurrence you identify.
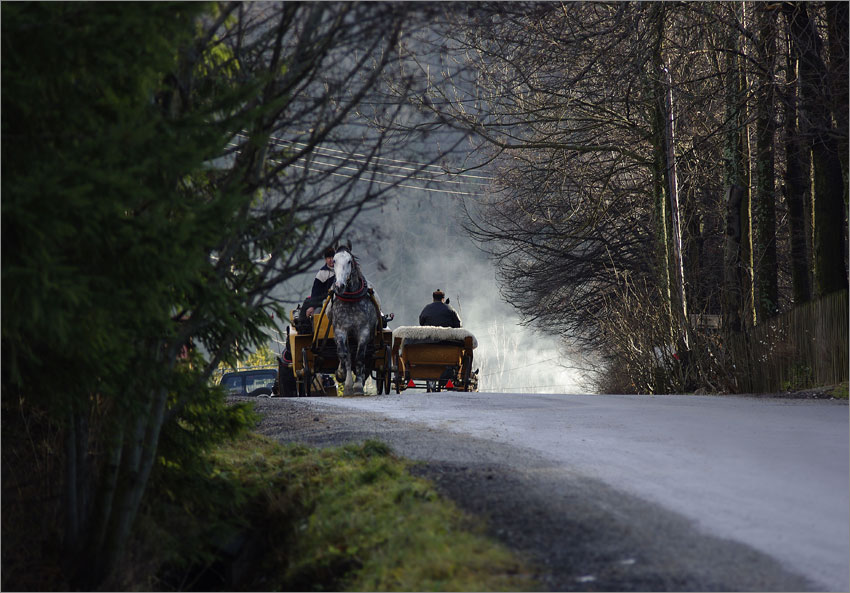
[281,369,297,397]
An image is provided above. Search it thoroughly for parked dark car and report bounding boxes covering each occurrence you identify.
[219,368,277,397]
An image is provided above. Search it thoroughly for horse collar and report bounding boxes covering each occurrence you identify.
[335,277,369,302]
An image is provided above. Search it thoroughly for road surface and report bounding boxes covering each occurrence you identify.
[252,391,849,591]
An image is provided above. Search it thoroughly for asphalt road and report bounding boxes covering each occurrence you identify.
[249,391,849,592]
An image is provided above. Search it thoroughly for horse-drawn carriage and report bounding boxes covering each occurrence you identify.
[280,294,393,396]
[275,246,393,396]
[276,245,478,396]
[391,326,479,393]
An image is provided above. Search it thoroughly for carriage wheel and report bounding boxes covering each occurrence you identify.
[394,366,403,394]
[383,346,392,395]
[461,355,473,391]
[301,348,312,397]
[281,368,297,397]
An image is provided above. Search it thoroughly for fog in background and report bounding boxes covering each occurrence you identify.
[263,21,590,393]
[271,180,589,394]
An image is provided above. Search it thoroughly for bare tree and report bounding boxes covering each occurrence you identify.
[390,1,847,393]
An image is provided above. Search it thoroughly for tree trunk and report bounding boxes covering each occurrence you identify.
[723,2,753,329]
[825,1,849,199]
[753,3,778,319]
[650,3,676,350]
[738,2,757,326]
[723,184,746,334]
[784,2,849,296]
[783,21,813,304]
[661,64,690,351]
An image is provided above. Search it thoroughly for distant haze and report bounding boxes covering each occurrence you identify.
[273,184,588,394]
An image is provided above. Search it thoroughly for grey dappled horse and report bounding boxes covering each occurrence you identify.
[331,248,378,395]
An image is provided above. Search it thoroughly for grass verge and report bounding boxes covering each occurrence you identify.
[145,433,539,591]
[828,382,849,400]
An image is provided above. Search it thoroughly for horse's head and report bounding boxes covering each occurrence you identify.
[333,248,354,292]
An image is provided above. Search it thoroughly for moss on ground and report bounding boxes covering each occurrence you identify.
[154,434,539,591]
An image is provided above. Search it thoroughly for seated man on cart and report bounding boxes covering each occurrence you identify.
[418,289,462,391]
[419,289,461,328]
[306,246,336,318]
[295,247,335,332]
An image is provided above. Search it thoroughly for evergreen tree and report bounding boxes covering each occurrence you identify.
[2,2,414,587]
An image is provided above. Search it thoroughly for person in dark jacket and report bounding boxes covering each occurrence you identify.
[295,247,335,332]
[305,246,336,318]
[419,289,461,328]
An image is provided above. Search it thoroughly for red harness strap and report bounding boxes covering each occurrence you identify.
[335,277,369,302]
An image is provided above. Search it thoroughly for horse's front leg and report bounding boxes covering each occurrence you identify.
[334,335,352,395]
[352,327,372,395]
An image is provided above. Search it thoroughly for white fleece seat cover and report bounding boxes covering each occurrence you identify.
[393,326,478,354]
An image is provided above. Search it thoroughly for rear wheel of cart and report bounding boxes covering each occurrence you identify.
[461,355,473,391]
[394,366,403,394]
[383,346,392,394]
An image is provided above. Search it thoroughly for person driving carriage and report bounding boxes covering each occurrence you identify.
[294,247,335,332]
[305,246,336,318]
[419,289,461,328]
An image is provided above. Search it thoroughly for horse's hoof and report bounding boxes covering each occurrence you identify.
[352,382,364,396]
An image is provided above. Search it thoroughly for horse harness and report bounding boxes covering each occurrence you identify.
[333,276,371,302]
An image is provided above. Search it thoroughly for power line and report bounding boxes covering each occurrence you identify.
[304,156,479,186]
[235,131,494,183]
[280,159,485,197]
[226,141,485,197]
[256,132,495,182]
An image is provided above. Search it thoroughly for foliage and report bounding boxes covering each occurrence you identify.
[829,382,849,400]
[124,375,259,585]
[2,2,432,588]
[1,3,258,585]
[236,343,277,370]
